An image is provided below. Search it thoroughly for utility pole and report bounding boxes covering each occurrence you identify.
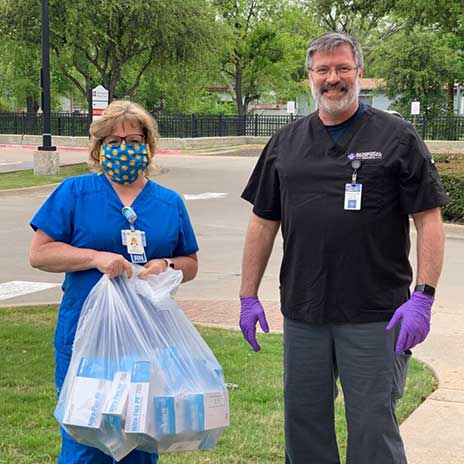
[34,0,59,175]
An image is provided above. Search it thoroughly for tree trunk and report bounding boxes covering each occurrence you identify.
[235,62,245,116]
[447,82,455,114]
[26,96,39,113]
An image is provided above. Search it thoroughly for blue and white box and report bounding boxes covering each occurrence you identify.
[153,396,183,436]
[102,371,130,418]
[183,393,205,432]
[124,361,156,441]
[154,391,229,436]
[63,357,113,429]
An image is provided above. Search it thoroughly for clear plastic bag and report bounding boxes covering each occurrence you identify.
[55,266,229,461]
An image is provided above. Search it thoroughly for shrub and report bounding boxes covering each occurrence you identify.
[440,175,464,223]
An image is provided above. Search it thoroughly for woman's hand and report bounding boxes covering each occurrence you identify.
[92,251,133,279]
[138,259,168,279]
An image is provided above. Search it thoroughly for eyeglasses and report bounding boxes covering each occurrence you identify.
[103,134,145,147]
[310,65,358,77]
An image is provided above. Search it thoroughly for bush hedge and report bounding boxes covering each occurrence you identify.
[434,154,464,224]
[440,175,464,223]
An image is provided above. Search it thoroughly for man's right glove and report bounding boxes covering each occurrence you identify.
[239,296,270,352]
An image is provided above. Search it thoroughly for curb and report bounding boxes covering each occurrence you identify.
[0,183,60,197]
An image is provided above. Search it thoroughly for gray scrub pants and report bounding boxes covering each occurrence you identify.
[283,318,410,464]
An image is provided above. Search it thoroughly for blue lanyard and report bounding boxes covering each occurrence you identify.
[121,206,137,231]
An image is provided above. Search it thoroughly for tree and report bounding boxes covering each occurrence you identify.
[301,0,402,71]
[373,29,462,117]
[0,42,40,111]
[394,0,464,111]
[133,59,231,114]
[1,0,220,108]
[213,0,318,115]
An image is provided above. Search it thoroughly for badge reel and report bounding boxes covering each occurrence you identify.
[121,206,147,264]
[344,159,362,211]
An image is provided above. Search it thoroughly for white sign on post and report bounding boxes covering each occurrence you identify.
[411,101,420,115]
[287,101,296,114]
[92,85,109,120]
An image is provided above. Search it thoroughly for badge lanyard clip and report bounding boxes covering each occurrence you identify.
[344,159,363,211]
[121,206,147,263]
[122,206,137,231]
[351,159,361,184]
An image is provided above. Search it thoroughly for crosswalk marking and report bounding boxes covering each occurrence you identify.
[184,192,227,200]
[0,280,60,301]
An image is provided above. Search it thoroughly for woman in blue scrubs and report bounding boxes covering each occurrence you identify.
[29,100,199,464]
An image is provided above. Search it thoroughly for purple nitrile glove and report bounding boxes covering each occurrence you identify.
[386,291,434,353]
[239,296,270,352]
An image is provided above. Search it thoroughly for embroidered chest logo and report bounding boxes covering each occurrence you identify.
[347,151,383,160]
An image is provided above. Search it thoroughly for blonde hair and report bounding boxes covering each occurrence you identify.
[88,100,159,175]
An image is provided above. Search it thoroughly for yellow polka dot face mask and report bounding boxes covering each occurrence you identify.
[100,142,151,184]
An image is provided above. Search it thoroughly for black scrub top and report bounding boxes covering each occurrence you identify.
[242,106,448,324]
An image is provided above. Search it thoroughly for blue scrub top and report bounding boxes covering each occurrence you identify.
[30,173,199,353]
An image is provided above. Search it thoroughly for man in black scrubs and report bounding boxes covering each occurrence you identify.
[239,32,448,464]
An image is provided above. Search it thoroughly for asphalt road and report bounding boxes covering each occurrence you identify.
[0,151,462,315]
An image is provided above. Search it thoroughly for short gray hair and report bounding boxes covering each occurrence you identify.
[306,32,364,71]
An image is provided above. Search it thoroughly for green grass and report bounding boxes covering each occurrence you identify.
[0,163,90,190]
[0,306,437,464]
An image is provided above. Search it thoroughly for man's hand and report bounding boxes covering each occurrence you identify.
[386,291,434,352]
[239,296,270,352]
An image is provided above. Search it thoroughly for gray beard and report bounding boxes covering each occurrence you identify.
[311,78,360,115]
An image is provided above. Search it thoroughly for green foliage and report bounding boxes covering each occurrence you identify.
[440,175,464,223]
[214,0,318,114]
[372,29,463,116]
[133,59,231,115]
[1,0,221,108]
[0,41,40,111]
[434,154,464,223]
[391,0,464,111]
[302,0,402,70]
[395,0,464,35]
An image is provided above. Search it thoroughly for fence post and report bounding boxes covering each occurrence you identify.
[191,114,197,138]
[254,114,258,136]
[219,114,223,137]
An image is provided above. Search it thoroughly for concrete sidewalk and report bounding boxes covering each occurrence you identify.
[176,293,464,464]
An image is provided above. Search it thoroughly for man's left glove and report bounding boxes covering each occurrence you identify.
[239,296,270,352]
[386,291,434,353]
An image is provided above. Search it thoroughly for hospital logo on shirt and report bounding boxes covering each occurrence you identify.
[347,151,382,160]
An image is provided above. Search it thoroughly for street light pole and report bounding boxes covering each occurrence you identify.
[35,0,58,175]
[39,0,55,151]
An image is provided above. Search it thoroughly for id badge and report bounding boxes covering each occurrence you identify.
[344,183,362,210]
[121,229,147,263]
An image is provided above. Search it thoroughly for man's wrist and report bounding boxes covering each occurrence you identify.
[240,295,258,301]
[414,284,435,297]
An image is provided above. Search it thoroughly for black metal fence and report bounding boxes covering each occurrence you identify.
[2,111,464,140]
[0,112,90,137]
[155,113,303,138]
[412,115,464,141]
